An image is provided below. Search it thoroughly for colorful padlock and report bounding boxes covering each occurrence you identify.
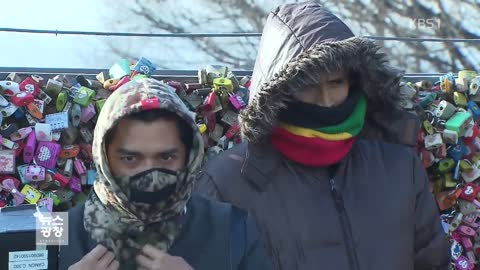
[73,87,96,107]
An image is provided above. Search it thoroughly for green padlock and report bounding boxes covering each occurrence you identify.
[132,74,148,81]
[438,158,455,174]
[73,87,96,107]
[453,92,467,107]
[423,120,434,135]
[445,111,472,137]
[418,91,437,108]
[56,91,67,111]
[443,173,456,188]
[56,189,75,204]
[459,159,473,173]
[96,99,107,113]
[45,192,61,206]
[432,178,444,194]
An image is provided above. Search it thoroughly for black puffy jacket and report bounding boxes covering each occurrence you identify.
[195,2,451,270]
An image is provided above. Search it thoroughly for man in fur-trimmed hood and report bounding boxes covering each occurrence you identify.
[196,2,450,270]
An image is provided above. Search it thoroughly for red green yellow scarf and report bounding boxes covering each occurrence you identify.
[271,95,367,166]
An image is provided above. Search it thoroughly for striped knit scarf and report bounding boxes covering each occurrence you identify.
[271,95,367,166]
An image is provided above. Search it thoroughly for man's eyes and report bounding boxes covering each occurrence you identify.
[120,154,176,162]
[160,153,176,161]
[120,155,137,162]
[329,79,345,84]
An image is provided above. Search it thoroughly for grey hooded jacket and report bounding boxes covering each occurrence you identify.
[195,2,450,270]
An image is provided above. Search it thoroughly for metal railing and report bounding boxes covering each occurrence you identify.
[1,27,480,82]
[0,67,450,83]
[1,27,480,43]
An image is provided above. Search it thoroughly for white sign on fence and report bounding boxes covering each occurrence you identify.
[8,250,48,270]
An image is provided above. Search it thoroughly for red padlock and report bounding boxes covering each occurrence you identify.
[420,148,434,168]
[48,170,69,187]
[14,140,26,157]
[436,189,462,211]
[225,124,240,140]
[451,231,463,242]
[465,125,480,144]
[244,80,251,89]
[204,111,217,134]
[417,129,425,145]
[234,136,243,145]
[19,77,41,96]
[79,144,93,160]
[59,144,80,159]
[460,183,480,202]
[202,92,217,111]
[11,92,34,107]
[434,143,447,159]
[112,76,131,91]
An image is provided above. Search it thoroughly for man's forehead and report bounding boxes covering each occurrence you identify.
[117,145,179,155]
[325,69,347,79]
[110,118,183,151]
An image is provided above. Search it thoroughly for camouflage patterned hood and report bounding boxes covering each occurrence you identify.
[84,78,204,267]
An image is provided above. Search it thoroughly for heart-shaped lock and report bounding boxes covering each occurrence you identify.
[35,142,60,169]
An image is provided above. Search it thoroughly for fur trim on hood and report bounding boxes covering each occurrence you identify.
[241,1,418,146]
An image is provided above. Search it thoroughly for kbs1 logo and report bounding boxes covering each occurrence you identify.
[410,18,441,30]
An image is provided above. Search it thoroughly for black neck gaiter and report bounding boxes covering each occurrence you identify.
[277,91,360,128]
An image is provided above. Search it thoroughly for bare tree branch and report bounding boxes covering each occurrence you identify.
[101,0,479,72]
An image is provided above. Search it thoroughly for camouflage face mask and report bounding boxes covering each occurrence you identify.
[84,165,193,268]
[127,168,182,205]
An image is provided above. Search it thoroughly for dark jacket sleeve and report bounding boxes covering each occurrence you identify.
[412,152,450,270]
[240,214,273,270]
[194,170,224,201]
[58,204,92,270]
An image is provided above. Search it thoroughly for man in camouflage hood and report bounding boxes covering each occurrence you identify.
[60,78,272,270]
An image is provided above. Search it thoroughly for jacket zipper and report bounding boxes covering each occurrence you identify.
[329,178,361,270]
